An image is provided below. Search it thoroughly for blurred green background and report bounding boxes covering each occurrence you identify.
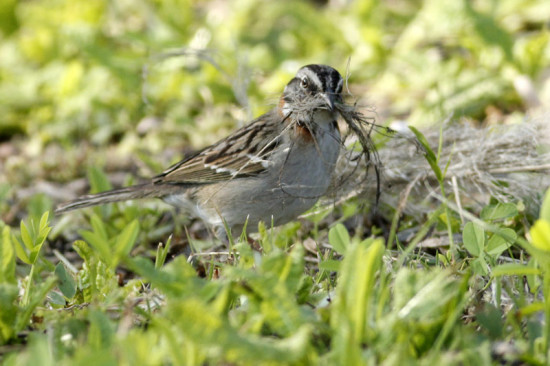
[0,3,549,362]
[0,0,549,200]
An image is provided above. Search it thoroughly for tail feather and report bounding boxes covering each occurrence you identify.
[55,184,167,214]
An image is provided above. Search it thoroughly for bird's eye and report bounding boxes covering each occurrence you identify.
[300,77,309,89]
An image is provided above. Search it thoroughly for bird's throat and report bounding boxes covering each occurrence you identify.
[295,121,314,142]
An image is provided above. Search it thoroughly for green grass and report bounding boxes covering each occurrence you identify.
[1,0,550,364]
[1,192,549,364]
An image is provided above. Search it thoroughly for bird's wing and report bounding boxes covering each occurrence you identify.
[153,112,283,185]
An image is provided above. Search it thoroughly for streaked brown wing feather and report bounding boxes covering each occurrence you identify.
[153,110,282,185]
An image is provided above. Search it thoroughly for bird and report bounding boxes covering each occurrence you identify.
[56,64,345,239]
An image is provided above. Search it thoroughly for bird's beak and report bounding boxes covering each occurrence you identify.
[320,93,335,111]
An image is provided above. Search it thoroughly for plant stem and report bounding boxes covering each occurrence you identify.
[22,264,35,307]
[439,182,456,262]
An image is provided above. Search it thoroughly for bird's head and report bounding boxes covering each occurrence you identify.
[280,64,344,117]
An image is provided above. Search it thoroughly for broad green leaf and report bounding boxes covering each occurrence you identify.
[486,229,516,256]
[476,303,503,339]
[530,220,550,252]
[21,334,55,366]
[88,310,114,350]
[29,213,51,264]
[36,225,51,249]
[47,290,66,307]
[471,257,489,276]
[395,269,460,320]
[14,212,51,264]
[127,256,198,297]
[12,236,30,264]
[90,214,109,241]
[80,230,112,266]
[328,223,350,255]
[0,284,18,343]
[168,299,311,363]
[55,263,76,299]
[462,222,485,257]
[114,219,139,260]
[38,211,49,234]
[331,238,384,364]
[20,221,33,250]
[480,203,518,221]
[0,226,16,284]
[492,263,541,277]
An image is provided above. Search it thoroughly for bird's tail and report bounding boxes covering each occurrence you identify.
[55,184,167,214]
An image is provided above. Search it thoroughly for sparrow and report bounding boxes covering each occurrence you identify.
[56,64,345,238]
